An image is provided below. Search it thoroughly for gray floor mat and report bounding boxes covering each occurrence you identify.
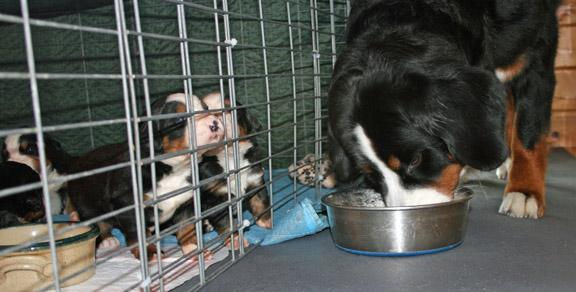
[194,148,576,291]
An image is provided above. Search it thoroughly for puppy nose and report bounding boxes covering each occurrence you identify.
[209,120,219,132]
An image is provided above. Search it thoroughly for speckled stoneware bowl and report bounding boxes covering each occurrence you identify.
[0,222,99,292]
[322,188,474,256]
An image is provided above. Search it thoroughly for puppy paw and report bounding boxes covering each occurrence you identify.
[182,243,214,261]
[68,211,80,222]
[255,217,272,229]
[498,192,539,219]
[495,158,511,180]
[130,244,165,261]
[98,236,121,249]
[223,234,250,249]
[191,249,214,262]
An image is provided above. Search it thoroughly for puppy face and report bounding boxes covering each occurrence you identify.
[3,134,43,172]
[202,92,261,140]
[2,134,68,174]
[149,93,224,157]
[329,56,507,206]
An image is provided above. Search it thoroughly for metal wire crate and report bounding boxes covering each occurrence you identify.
[0,0,349,290]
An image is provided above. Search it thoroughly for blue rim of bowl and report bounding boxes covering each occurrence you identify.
[335,241,463,257]
[0,222,100,252]
[321,187,474,211]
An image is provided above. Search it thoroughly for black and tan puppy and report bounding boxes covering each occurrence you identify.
[0,161,44,227]
[67,93,224,260]
[328,0,560,218]
[2,133,75,217]
[171,92,271,250]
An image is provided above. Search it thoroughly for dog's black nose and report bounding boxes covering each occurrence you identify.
[210,121,219,132]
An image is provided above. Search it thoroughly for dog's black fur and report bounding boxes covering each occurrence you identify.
[328,0,560,209]
[2,133,74,215]
[0,161,44,227]
[67,94,223,259]
[170,94,272,249]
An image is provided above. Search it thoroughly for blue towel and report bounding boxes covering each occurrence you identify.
[56,169,331,246]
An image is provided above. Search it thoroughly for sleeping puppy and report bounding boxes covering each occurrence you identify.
[2,133,75,217]
[172,92,271,250]
[0,161,44,227]
[67,93,224,260]
[328,0,560,218]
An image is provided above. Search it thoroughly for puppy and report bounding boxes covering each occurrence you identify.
[328,0,560,218]
[0,161,44,227]
[67,93,224,260]
[2,133,75,217]
[171,92,271,250]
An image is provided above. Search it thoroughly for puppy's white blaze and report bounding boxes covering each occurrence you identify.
[46,166,66,214]
[147,162,194,223]
[354,126,451,207]
[214,141,261,195]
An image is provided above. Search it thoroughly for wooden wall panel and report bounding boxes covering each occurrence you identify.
[552,0,576,149]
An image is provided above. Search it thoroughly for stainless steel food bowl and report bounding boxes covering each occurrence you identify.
[322,188,474,256]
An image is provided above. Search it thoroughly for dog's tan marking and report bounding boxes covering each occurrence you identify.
[430,163,463,197]
[504,93,548,217]
[128,230,165,261]
[496,54,528,82]
[249,182,272,230]
[360,164,374,173]
[387,156,401,171]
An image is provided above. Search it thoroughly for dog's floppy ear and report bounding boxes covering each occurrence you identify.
[237,101,262,135]
[328,68,364,183]
[430,68,508,171]
[144,96,176,152]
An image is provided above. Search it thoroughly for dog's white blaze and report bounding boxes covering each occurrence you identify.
[214,141,261,195]
[354,126,451,206]
[46,166,66,214]
[148,161,194,223]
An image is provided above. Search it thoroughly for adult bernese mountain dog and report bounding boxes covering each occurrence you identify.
[328,0,560,218]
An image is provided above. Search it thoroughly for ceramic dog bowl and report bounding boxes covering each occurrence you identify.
[322,188,474,256]
[0,222,99,292]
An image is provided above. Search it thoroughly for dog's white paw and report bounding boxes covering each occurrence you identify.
[495,158,511,180]
[99,236,121,248]
[459,166,479,183]
[498,192,538,219]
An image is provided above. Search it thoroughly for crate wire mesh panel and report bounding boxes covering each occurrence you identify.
[0,0,348,290]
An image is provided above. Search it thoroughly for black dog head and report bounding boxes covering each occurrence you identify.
[0,161,44,227]
[2,133,71,174]
[141,93,224,157]
[329,36,507,206]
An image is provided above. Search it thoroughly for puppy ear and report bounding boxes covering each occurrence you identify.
[145,96,172,151]
[237,101,262,135]
[431,68,508,171]
[202,92,224,110]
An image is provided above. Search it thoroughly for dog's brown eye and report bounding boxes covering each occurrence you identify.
[410,153,421,165]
